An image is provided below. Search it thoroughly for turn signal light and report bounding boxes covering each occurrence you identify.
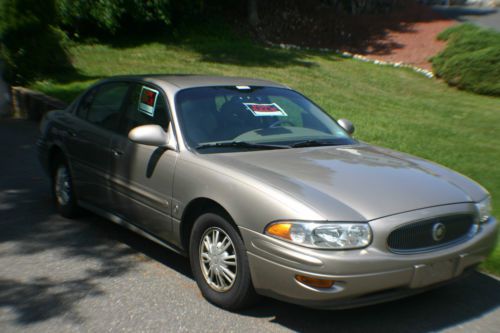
[295,275,335,289]
[266,223,292,240]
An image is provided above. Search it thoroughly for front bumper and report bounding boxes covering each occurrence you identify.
[241,203,498,309]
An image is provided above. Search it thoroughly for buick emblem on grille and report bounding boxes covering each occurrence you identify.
[432,222,446,241]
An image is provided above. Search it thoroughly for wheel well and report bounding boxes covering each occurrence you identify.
[180,198,239,251]
[48,146,65,177]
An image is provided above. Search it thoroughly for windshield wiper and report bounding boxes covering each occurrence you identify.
[290,139,342,148]
[196,141,290,150]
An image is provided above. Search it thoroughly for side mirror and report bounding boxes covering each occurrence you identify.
[128,124,177,150]
[338,118,355,135]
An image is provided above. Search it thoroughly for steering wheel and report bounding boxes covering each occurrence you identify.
[268,119,295,129]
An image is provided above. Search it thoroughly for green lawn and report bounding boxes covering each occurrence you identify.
[30,31,500,275]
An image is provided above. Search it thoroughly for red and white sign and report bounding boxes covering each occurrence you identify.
[243,103,287,117]
[138,86,159,116]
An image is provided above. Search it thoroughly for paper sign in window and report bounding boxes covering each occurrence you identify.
[243,103,287,117]
[138,86,159,117]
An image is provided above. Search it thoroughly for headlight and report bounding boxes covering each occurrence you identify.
[265,221,372,249]
[476,196,492,224]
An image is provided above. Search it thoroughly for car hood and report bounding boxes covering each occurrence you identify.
[203,144,486,221]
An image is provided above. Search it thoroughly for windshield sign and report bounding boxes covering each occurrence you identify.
[175,86,356,152]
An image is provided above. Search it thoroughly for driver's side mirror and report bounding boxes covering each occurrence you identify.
[338,118,355,135]
[128,124,177,150]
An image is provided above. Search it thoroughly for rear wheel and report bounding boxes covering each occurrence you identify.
[52,158,79,218]
[189,212,258,310]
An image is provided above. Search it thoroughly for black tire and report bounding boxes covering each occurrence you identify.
[189,212,259,310]
[51,157,80,218]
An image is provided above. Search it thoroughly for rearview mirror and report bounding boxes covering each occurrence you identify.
[338,118,355,135]
[128,124,177,150]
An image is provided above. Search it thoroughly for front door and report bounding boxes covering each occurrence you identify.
[108,83,177,242]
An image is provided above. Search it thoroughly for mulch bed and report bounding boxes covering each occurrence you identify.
[255,1,456,70]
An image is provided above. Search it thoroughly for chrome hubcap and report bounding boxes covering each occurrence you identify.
[55,166,71,205]
[199,227,237,292]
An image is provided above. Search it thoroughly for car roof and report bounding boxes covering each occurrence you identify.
[102,74,288,91]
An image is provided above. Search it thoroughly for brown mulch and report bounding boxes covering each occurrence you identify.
[256,1,457,71]
[360,6,456,70]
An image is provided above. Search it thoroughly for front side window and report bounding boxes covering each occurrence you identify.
[118,83,170,135]
[77,82,130,131]
[175,86,355,152]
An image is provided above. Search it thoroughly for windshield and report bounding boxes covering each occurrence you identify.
[175,86,356,152]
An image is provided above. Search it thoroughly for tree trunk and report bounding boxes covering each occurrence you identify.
[248,0,259,27]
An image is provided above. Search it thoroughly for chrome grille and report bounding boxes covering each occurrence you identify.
[387,214,475,252]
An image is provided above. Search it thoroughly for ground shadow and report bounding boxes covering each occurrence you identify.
[1,118,498,332]
[239,271,500,332]
[256,0,458,56]
[33,28,320,104]
[91,26,320,69]
[0,119,189,325]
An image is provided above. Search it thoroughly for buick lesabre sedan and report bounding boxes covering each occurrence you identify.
[38,75,497,310]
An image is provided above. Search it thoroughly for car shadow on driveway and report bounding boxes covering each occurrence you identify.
[102,214,500,332]
[123,221,499,332]
[237,271,500,332]
[103,210,500,333]
[80,210,500,333]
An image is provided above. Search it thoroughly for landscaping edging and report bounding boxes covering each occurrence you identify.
[10,86,67,121]
[269,41,436,78]
[340,51,435,78]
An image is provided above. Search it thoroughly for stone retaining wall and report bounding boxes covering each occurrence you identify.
[10,87,67,121]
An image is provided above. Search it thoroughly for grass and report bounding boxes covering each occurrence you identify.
[432,24,500,96]
[30,27,500,275]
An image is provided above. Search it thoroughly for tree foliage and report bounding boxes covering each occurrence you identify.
[321,0,404,14]
[0,0,71,84]
[55,0,204,36]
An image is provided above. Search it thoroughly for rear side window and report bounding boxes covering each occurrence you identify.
[118,83,170,135]
[77,82,130,131]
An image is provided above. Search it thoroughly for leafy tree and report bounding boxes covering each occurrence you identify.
[55,0,202,36]
[321,0,402,14]
[248,0,259,27]
[0,0,71,83]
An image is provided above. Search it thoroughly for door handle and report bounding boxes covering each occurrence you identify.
[111,148,124,157]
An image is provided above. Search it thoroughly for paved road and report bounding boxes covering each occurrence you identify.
[432,6,500,31]
[1,119,499,333]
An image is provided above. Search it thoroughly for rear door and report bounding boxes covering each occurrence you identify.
[64,82,130,208]
[108,83,178,242]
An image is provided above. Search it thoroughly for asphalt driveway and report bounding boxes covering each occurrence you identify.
[432,6,500,31]
[1,118,499,332]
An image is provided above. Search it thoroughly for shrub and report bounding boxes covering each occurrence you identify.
[432,24,500,96]
[55,0,201,37]
[0,0,71,84]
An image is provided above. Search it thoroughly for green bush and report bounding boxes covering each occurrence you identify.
[0,0,71,84]
[432,24,500,96]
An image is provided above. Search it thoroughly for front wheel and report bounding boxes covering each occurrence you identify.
[189,212,258,310]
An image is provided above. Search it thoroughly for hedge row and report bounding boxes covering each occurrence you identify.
[432,24,500,96]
